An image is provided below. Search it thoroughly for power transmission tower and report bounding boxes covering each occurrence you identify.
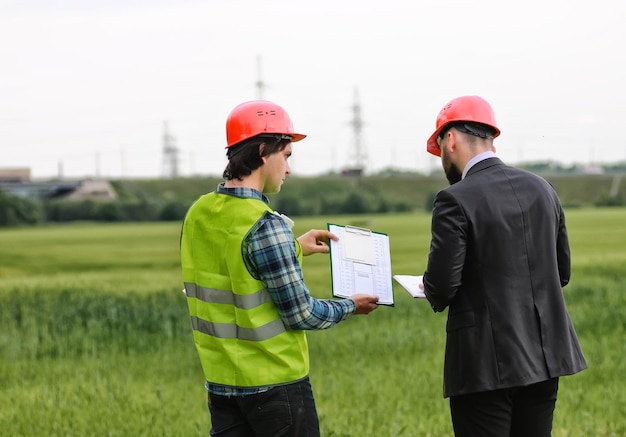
[255,55,266,100]
[161,120,180,178]
[342,87,367,176]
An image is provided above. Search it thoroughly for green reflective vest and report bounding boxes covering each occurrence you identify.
[181,192,309,388]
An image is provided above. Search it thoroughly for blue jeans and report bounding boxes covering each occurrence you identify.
[208,377,320,437]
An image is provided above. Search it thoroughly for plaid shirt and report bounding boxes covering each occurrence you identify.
[207,184,355,396]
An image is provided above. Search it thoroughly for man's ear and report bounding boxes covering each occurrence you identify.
[445,131,457,154]
[259,143,266,163]
[449,130,469,155]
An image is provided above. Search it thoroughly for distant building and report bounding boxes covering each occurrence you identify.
[0,167,31,183]
[583,164,604,175]
[340,167,364,177]
[0,168,118,201]
[58,179,118,201]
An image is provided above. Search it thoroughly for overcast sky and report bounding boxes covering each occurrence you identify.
[2,0,625,179]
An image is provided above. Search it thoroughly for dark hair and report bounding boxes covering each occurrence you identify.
[442,122,496,140]
[222,135,292,181]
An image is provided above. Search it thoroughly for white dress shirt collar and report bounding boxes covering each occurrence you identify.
[462,151,497,180]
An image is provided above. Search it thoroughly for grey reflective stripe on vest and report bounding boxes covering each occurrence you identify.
[185,281,286,341]
[190,316,286,341]
[184,282,273,309]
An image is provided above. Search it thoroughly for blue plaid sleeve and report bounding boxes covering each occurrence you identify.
[244,212,355,330]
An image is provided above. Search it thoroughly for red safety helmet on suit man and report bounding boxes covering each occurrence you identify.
[225,100,306,149]
[427,95,501,157]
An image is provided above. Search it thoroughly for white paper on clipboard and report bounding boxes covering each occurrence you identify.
[328,223,394,306]
[342,226,376,265]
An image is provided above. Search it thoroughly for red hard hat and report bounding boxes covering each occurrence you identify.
[225,100,306,148]
[426,95,501,157]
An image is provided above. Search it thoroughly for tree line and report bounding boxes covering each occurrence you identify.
[0,186,417,228]
[0,190,189,227]
[1,169,624,227]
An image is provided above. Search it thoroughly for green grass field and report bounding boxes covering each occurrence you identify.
[0,209,624,436]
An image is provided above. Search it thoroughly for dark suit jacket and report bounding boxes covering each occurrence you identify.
[424,157,587,398]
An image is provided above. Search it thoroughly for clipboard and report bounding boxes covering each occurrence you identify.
[327,223,394,306]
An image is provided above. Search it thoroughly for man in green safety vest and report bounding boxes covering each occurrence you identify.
[180,100,380,437]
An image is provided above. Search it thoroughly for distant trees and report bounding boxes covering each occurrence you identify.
[273,190,416,217]
[0,190,190,228]
[43,199,185,223]
[2,170,625,227]
[0,189,44,226]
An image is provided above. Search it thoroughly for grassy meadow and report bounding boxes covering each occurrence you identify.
[0,208,624,436]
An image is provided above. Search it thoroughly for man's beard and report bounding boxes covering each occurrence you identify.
[442,148,462,185]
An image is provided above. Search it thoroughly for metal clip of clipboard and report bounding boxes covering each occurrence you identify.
[342,225,376,265]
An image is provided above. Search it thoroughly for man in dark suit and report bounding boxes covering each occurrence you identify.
[422,95,587,437]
